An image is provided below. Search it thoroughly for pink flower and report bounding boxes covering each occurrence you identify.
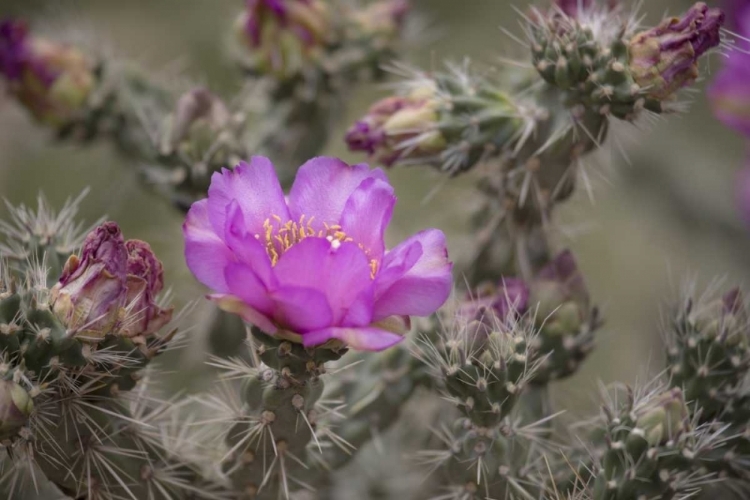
[183,156,453,351]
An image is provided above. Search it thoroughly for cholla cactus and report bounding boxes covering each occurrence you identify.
[232,0,416,185]
[663,284,750,485]
[345,3,724,280]
[568,382,723,500]
[456,250,599,384]
[0,191,98,282]
[0,198,224,499]
[1,2,747,500]
[0,2,414,211]
[0,19,171,156]
[411,302,553,499]
[233,0,409,86]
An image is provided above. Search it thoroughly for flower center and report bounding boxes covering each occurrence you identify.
[257,215,379,277]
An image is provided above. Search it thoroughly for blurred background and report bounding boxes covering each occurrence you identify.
[0,0,744,417]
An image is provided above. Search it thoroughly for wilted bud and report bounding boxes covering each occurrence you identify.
[529,250,589,337]
[0,20,94,126]
[50,222,172,340]
[234,0,331,79]
[634,388,689,447]
[50,222,128,337]
[122,240,173,336]
[0,380,33,439]
[349,0,409,44]
[688,287,749,346]
[346,85,446,166]
[628,3,724,101]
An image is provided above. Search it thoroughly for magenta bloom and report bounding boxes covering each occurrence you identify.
[183,156,453,351]
[709,1,750,137]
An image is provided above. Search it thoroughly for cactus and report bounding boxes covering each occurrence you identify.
[0,197,225,499]
[0,2,413,212]
[216,330,346,499]
[347,2,725,284]
[2,1,749,500]
[409,302,555,499]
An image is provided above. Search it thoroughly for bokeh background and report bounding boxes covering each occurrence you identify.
[0,0,744,418]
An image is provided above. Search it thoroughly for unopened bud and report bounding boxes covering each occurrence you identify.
[346,84,446,167]
[634,388,689,447]
[529,250,589,337]
[0,20,94,126]
[688,288,748,346]
[234,0,331,79]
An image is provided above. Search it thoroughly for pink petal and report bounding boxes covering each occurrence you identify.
[339,177,395,263]
[270,285,334,333]
[224,262,275,315]
[273,238,375,326]
[224,200,274,283]
[183,199,234,293]
[287,157,387,228]
[207,157,290,237]
[373,229,452,320]
[301,326,405,351]
[208,293,277,334]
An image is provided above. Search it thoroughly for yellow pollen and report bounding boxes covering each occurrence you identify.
[258,215,379,278]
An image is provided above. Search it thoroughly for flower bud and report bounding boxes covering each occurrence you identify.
[0,380,33,439]
[688,288,749,346]
[234,0,331,79]
[346,85,446,166]
[50,222,172,340]
[169,88,231,151]
[51,222,128,337]
[122,240,173,337]
[0,20,94,126]
[634,388,689,447]
[163,87,236,174]
[628,3,724,101]
[529,250,589,337]
[457,279,529,353]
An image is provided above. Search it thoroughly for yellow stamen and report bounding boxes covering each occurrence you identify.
[259,214,379,278]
